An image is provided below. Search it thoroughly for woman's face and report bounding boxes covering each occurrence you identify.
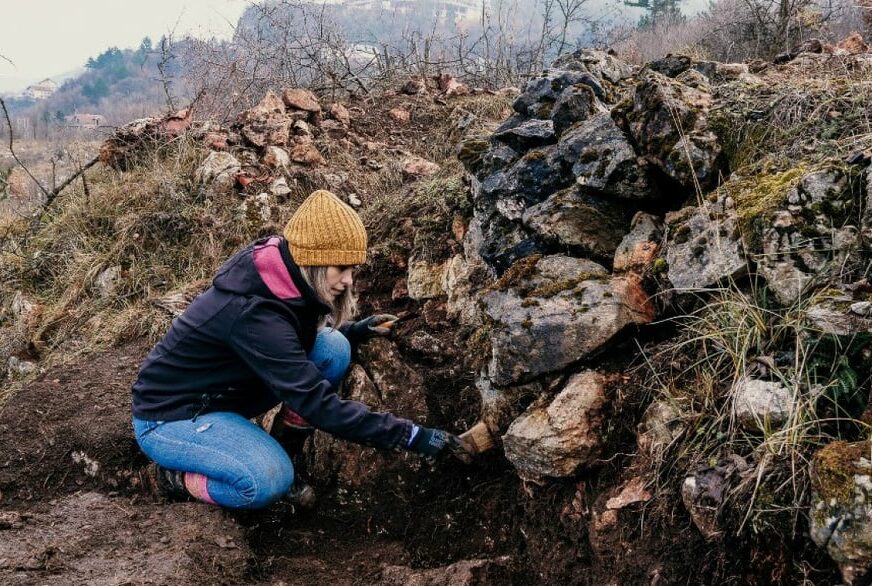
[325,265,355,299]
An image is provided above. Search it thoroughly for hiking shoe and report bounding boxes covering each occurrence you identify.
[285,479,317,509]
[142,463,191,502]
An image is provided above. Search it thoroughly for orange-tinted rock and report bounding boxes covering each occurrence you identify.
[282,88,321,113]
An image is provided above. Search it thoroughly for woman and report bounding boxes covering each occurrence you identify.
[132,189,469,509]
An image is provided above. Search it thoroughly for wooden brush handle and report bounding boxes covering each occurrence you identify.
[459,421,495,454]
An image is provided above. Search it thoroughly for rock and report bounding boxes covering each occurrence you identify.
[647,54,693,77]
[10,291,35,321]
[623,71,724,190]
[852,302,872,317]
[637,400,683,458]
[329,103,351,126]
[606,476,653,509]
[270,176,291,197]
[682,456,747,539]
[512,70,594,117]
[240,192,275,224]
[613,212,663,272]
[836,32,869,55]
[347,193,362,207]
[475,373,543,434]
[522,186,631,260]
[810,441,872,583]
[235,91,291,147]
[7,356,36,376]
[293,119,313,137]
[289,143,325,166]
[400,79,427,95]
[262,146,290,169]
[0,510,24,530]
[482,255,655,385]
[405,331,446,357]
[320,119,348,139]
[98,110,193,170]
[492,118,556,151]
[756,167,864,306]
[437,73,469,97]
[281,88,321,113]
[380,557,511,585]
[551,49,634,86]
[479,146,571,210]
[503,370,608,477]
[389,108,410,123]
[665,197,746,290]
[94,266,122,298]
[732,377,792,431]
[402,157,441,179]
[194,152,242,194]
[443,252,489,327]
[407,258,446,300]
[556,112,654,200]
[806,303,872,336]
[550,84,600,137]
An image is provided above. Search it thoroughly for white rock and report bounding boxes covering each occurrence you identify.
[732,377,792,431]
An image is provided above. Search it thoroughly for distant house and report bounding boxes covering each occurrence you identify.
[24,78,57,100]
[65,113,105,128]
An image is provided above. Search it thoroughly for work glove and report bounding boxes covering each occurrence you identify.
[345,314,399,343]
[409,426,474,464]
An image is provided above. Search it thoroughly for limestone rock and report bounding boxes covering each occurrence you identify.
[483,255,655,385]
[442,253,487,326]
[810,441,872,584]
[235,91,291,147]
[522,186,631,260]
[270,176,291,197]
[389,108,410,123]
[282,88,321,113]
[407,258,446,300]
[556,112,654,200]
[756,167,864,306]
[492,118,556,151]
[402,156,441,179]
[665,198,746,290]
[551,48,635,86]
[262,146,290,169]
[503,370,608,477]
[623,71,724,190]
[380,557,511,585]
[194,151,242,193]
[614,212,663,272]
[637,400,684,458]
[550,84,601,136]
[320,119,347,139]
[511,70,595,117]
[647,54,693,77]
[475,373,543,434]
[329,103,351,126]
[289,143,325,166]
[437,73,469,97]
[7,356,36,376]
[94,266,122,298]
[732,377,792,431]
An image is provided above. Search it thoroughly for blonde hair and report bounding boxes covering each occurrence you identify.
[298,265,358,327]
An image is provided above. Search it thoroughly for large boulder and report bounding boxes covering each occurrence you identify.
[622,71,724,190]
[503,370,608,477]
[511,70,598,118]
[810,441,872,584]
[521,186,631,260]
[482,255,655,385]
[492,118,557,151]
[556,112,654,200]
[665,197,747,290]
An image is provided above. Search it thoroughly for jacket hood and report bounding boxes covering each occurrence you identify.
[212,236,331,315]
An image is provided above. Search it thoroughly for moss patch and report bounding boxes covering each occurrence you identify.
[812,440,871,503]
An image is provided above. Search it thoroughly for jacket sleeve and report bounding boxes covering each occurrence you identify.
[229,301,414,451]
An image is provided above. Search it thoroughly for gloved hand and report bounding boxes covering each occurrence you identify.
[345,314,399,343]
[409,426,474,464]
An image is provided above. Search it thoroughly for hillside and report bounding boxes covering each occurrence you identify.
[0,42,871,584]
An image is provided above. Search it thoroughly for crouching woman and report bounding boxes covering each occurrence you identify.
[131,189,468,509]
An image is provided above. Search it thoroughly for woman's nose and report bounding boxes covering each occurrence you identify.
[342,269,354,285]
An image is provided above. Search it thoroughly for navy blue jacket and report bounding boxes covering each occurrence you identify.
[132,236,414,451]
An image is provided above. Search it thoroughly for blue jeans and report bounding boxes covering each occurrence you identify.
[133,328,351,509]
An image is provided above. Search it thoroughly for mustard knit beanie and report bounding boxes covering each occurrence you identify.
[283,190,367,266]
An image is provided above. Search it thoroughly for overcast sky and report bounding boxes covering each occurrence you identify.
[1,0,250,91]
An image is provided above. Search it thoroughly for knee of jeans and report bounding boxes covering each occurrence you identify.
[239,457,294,509]
[318,329,351,384]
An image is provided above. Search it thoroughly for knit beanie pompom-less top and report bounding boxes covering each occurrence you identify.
[283,190,367,266]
